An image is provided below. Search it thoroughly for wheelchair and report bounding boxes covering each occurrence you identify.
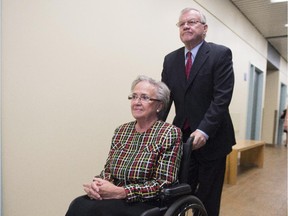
[140,137,208,216]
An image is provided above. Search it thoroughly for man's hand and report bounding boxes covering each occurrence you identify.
[190,130,207,150]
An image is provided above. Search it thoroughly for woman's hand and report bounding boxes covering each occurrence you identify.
[83,181,102,200]
[83,178,126,200]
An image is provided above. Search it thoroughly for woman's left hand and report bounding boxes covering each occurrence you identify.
[83,181,102,200]
[83,178,126,200]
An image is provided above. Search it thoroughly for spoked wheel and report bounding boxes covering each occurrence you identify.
[164,195,207,216]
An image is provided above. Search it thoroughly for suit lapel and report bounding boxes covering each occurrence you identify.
[186,41,209,88]
[175,47,187,88]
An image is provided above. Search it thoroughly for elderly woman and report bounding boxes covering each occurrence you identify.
[65,75,182,216]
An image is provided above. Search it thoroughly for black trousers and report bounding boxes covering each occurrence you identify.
[65,195,159,216]
[182,128,226,216]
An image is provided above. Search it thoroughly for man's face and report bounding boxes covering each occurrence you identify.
[178,10,208,49]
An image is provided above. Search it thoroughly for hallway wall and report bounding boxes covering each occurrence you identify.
[2,0,287,215]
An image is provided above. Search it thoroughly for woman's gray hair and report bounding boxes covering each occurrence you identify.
[180,7,207,24]
[131,75,170,119]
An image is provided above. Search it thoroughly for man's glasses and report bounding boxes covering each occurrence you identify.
[128,94,160,103]
[176,19,204,28]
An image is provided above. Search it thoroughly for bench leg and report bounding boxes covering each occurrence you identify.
[224,155,229,183]
[225,150,238,185]
[240,146,264,167]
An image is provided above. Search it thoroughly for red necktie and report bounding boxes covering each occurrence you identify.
[184,52,192,130]
[186,52,192,79]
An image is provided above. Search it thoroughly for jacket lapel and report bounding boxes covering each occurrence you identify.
[186,41,209,88]
[175,47,187,88]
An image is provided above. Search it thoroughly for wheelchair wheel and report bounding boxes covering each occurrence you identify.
[163,195,207,216]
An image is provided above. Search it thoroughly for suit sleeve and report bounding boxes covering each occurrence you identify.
[198,47,234,137]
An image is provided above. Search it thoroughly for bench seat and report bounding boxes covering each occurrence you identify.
[225,140,265,185]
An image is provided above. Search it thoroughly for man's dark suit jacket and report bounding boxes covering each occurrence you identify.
[161,41,236,160]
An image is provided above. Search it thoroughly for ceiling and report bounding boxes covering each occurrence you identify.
[230,0,287,62]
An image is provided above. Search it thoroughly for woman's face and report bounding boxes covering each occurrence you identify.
[130,81,161,122]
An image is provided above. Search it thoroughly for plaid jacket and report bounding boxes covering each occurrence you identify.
[99,120,182,202]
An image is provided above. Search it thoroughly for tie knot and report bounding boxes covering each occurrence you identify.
[187,51,192,59]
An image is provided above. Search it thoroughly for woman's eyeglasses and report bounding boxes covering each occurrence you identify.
[128,94,160,103]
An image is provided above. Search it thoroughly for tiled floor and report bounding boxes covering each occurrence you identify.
[220,144,287,216]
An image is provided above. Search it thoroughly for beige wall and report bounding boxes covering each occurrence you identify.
[2,0,287,215]
[263,70,280,143]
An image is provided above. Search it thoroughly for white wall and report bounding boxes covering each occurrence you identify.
[2,0,287,216]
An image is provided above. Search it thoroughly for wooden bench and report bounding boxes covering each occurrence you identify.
[224,140,265,185]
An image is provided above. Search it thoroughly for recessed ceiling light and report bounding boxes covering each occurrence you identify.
[271,0,288,3]
[285,24,288,27]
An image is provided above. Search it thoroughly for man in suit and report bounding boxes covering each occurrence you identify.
[161,8,236,216]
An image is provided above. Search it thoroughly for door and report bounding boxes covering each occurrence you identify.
[246,65,264,140]
[277,83,287,144]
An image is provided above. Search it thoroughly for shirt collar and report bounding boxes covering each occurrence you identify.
[185,41,204,60]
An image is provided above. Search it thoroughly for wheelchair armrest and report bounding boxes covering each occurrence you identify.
[160,183,191,200]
